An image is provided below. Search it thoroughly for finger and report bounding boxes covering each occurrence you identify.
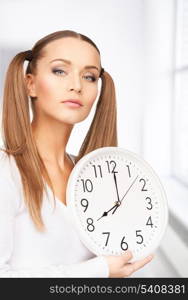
[131,254,154,272]
[121,250,133,263]
[122,264,135,277]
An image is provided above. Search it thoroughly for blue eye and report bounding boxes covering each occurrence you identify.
[52,69,96,82]
[84,75,96,82]
[52,69,66,75]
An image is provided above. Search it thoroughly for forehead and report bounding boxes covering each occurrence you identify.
[41,37,101,67]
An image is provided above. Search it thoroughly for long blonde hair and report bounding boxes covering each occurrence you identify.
[1,30,118,230]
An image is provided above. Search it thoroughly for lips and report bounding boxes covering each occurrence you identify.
[62,99,83,106]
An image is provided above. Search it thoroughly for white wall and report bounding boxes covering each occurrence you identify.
[142,0,175,177]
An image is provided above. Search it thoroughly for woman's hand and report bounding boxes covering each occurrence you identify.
[105,251,154,278]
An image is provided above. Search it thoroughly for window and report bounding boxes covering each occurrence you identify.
[173,0,188,185]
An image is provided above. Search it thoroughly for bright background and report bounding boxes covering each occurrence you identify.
[0,0,187,277]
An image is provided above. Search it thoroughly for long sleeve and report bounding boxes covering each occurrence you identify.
[0,176,109,278]
[0,256,109,278]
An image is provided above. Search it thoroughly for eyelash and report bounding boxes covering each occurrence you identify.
[52,69,97,82]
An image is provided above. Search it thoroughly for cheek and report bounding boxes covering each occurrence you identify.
[34,77,61,115]
[35,77,58,99]
[85,85,98,107]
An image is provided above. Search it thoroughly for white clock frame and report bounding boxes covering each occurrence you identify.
[66,147,168,262]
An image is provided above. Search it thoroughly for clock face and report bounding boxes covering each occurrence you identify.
[66,147,168,261]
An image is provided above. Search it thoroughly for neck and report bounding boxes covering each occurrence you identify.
[31,117,74,170]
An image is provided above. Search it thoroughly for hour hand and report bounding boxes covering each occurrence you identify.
[97,203,119,221]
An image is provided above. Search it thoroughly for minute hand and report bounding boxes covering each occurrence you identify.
[113,172,121,204]
[112,175,139,214]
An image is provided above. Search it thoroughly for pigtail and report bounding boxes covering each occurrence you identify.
[1,51,47,230]
[2,52,31,154]
[76,70,118,162]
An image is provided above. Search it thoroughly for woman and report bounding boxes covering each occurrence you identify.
[0,30,153,277]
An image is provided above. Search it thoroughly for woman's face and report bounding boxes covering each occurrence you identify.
[26,37,101,124]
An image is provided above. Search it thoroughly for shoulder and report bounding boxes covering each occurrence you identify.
[0,150,21,191]
[0,150,21,181]
[0,150,21,212]
[0,149,23,187]
[0,149,16,183]
[0,150,12,176]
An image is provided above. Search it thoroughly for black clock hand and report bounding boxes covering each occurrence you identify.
[113,172,121,205]
[112,175,139,214]
[97,202,120,221]
[97,172,121,221]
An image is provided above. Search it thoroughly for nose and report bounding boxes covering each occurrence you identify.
[67,73,82,94]
[69,86,81,93]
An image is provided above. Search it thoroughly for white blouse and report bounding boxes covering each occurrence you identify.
[0,150,109,277]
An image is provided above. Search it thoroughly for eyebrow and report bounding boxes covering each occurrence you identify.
[49,58,100,72]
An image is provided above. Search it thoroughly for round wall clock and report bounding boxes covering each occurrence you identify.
[66,147,168,262]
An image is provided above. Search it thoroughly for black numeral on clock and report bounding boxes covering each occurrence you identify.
[146,197,153,210]
[80,198,89,212]
[126,165,131,178]
[106,160,118,173]
[146,216,153,228]
[86,218,95,232]
[139,178,148,191]
[81,179,93,192]
[92,165,103,178]
[121,236,129,251]
[102,232,110,246]
[102,233,129,250]
[136,230,144,244]
[101,232,145,249]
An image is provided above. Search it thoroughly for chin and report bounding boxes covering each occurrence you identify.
[58,116,87,125]
[61,113,89,124]
[48,110,90,125]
